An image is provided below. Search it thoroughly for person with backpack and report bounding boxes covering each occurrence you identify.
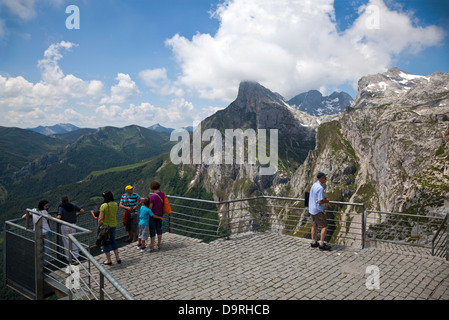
[148,181,167,251]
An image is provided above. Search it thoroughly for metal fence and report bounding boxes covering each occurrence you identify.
[4,208,134,300]
[167,195,366,247]
[365,210,448,254]
[167,195,448,258]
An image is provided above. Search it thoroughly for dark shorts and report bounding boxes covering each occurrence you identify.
[126,212,139,232]
[311,212,328,228]
[150,216,163,237]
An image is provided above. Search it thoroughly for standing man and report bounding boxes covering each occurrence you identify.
[120,185,142,243]
[56,196,84,261]
[309,172,331,251]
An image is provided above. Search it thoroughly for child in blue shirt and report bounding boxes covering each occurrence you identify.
[137,198,164,252]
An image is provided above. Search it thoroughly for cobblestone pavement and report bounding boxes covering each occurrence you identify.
[95,232,449,300]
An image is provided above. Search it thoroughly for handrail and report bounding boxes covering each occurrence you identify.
[432,213,448,260]
[67,233,135,300]
[23,208,135,300]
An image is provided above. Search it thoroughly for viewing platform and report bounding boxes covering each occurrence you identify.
[57,231,448,300]
[4,195,448,300]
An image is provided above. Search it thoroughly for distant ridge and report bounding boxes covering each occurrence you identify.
[28,123,80,136]
[148,123,174,133]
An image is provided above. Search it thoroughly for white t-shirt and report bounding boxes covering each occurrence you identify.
[31,209,52,233]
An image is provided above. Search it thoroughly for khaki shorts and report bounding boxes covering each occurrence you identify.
[311,212,328,228]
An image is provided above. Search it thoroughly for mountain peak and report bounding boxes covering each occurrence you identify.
[234,81,288,110]
[287,90,353,116]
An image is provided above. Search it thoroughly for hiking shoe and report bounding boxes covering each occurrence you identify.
[319,243,332,251]
[310,242,319,248]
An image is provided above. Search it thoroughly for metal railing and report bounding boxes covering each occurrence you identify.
[4,208,134,300]
[432,214,449,261]
[365,210,447,250]
[167,195,447,259]
[4,194,448,300]
[167,195,366,247]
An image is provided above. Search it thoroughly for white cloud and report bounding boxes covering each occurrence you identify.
[2,0,65,20]
[0,41,104,110]
[100,73,140,104]
[166,0,445,102]
[2,0,37,20]
[95,98,202,129]
[139,68,184,97]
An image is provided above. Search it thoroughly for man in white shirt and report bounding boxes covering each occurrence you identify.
[308,172,331,251]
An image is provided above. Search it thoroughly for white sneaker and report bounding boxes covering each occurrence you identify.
[140,248,149,253]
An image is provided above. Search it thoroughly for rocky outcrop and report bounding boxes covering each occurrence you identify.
[289,67,449,217]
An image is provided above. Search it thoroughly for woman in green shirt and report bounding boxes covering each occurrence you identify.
[98,191,121,265]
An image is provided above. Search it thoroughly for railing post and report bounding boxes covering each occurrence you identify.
[361,205,366,249]
[226,202,231,240]
[100,273,105,300]
[446,213,449,262]
[34,217,44,300]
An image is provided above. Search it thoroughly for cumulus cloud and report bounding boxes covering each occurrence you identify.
[139,68,184,97]
[0,41,105,127]
[100,73,140,104]
[166,0,445,101]
[0,41,104,110]
[94,98,209,129]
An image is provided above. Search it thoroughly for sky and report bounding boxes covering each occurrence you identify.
[0,0,448,130]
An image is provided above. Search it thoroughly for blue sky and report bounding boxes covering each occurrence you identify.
[0,0,448,130]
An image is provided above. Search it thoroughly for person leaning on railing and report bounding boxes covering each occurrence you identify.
[56,196,84,261]
[98,191,121,266]
[22,199,53,266]
[308,172,331,251]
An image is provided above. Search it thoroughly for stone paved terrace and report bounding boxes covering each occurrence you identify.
[85,232,449,300]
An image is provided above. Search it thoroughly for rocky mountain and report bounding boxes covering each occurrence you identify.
[197,81,317,187]
[170,68,448,243]
[288,90,353,116]
[28,123,80,136]
[287,67,449,219]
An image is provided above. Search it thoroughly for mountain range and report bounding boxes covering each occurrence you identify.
[28,123,80,136]
[1,67,448,236]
